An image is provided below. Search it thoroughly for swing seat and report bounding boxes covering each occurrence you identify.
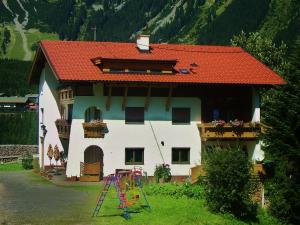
[126,201,134,206]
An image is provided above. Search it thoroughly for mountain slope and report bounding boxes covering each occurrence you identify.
[0,0,299,61]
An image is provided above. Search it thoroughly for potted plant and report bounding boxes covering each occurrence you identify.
[229,119,244,128]
[212,120,226,127]
[47,144,53,167]
[53,145,60,175]
[154,164,171,183]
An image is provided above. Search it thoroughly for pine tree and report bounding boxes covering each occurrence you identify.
[262,38,300,224]
[231,32,300,224]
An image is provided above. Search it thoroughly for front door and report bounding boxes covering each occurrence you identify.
[83,146,103,180]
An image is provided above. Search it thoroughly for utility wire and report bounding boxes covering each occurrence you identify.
[149,121,165,164]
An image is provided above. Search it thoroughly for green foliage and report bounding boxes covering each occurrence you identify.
[0,162,23,171]
[144,183,204,199]
[0,59,37,96]
[1,27,11,54]
[231,31,290,75]
[204,146,257,220]
[22,154,33,170]
[32,157,40,173]
[261,38,300,224]
[197,0,270,45]
[154,164,171,183]
[0,112,38,145]
[232,32,300,224]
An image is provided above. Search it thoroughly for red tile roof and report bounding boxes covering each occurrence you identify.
[32,40,285,85]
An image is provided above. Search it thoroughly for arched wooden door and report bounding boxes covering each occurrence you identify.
[80,145,103,181]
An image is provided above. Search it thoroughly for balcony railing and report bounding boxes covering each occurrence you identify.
[82,120,107,138]
[198,122,262,141]
[55,119,71,139]
[58,86,74,104]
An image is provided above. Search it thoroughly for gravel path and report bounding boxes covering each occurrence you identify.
[0,171,96,225]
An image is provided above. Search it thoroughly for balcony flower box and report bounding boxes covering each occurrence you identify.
[82,120,107,138]
[55,119,71,139]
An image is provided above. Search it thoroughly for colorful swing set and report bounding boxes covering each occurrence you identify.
[92,167,151,219]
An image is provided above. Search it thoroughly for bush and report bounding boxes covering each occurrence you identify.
[32,157,40,173]
[22,154,33,170]
[144,183,204,199]
[204,146,257,220]
[154,164,171,183]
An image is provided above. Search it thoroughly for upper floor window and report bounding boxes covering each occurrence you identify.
[85,106,101,122]
[125,107,144,124]
[172,108,191,124]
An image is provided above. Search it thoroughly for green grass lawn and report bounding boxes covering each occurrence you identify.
[49,180,282,225]
[0,24,58,60]
[0,171,283,225]
[0,161,23,171]
[26,28,58,52]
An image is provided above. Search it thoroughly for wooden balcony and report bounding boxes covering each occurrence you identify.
[58,86,74,104]
[55,119,71,139]
[198,122,262,141]
[82,121,107,138]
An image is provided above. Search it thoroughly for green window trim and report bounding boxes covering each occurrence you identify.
[125,148,144,165]
[172,148,190,164]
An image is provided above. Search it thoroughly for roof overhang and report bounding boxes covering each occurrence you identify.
[28,41,60,85]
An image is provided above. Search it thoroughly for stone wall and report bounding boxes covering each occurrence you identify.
[0,145,38,163]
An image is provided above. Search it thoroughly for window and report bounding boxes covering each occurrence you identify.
[85,107,101,122]
[172,148,190,164]
[172,108,190,124]
[125,148,144,165]
[125,107,144,124]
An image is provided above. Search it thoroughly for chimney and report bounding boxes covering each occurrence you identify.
[137,34,150,51]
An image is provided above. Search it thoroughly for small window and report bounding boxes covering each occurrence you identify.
[172,108,190,124]
[125,148,144,165]
[172,148,190,164]
[85,107,101,122]
[125,107,144,124]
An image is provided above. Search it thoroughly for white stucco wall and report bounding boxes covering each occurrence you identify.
[251,88,264,162]
[66,84,202,177]
[38,67,263,176]
[38,64,63,167]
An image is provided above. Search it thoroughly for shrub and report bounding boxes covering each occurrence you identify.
[204,146,257,220]
[32,157,40,173]
[154,164,171,183]
[21,154,33,170]
[144,183,204,199]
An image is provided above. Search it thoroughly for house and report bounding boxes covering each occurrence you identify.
[25,94,39,111]
[28,35,284,181]
[0,96,28,112]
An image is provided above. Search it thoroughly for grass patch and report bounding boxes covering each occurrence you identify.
[26,170,52,185]
[0,24,58,60]
[4,171,282,225]
[0,161,23,171]
[56,182,282,225]
[26,28,58,52]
